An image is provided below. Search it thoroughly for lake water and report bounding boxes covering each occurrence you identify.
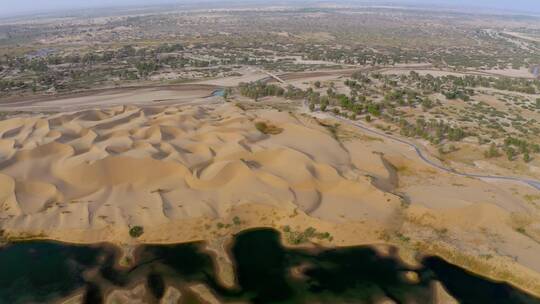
[0,228,539,303]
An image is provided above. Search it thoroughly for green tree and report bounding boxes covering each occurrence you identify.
[524,152,531,163]
[129,226,144,238]
[506,147,516,161]
[320,98,329,112]
[367,104,381,116]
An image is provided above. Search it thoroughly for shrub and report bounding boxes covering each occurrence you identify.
[320,103,328,112]
[129,226,144,238]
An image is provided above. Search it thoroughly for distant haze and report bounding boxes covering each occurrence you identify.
[0,0,181,16]
[394,0,540,13]
[1,0,539,17]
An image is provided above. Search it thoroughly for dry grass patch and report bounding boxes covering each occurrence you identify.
[524,194,540,203]
[395,164,413,176]
[333,124,384,142]
[508,213,540,243]
[439,144,483,166]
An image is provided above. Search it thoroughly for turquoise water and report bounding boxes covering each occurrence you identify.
[211,88,225,97]
[0,229,539,303]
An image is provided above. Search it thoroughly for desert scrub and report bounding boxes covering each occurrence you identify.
[255,122,283,135]
[129,226,144,238]
[217,222,232,229]
[282,226,332,244]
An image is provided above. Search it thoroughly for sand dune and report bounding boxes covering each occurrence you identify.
[0,104,401,236]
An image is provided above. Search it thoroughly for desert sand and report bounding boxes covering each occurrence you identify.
[0,102,539,297]
[0,103,401,239]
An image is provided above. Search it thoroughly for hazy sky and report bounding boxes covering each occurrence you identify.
[1,0,540,17]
